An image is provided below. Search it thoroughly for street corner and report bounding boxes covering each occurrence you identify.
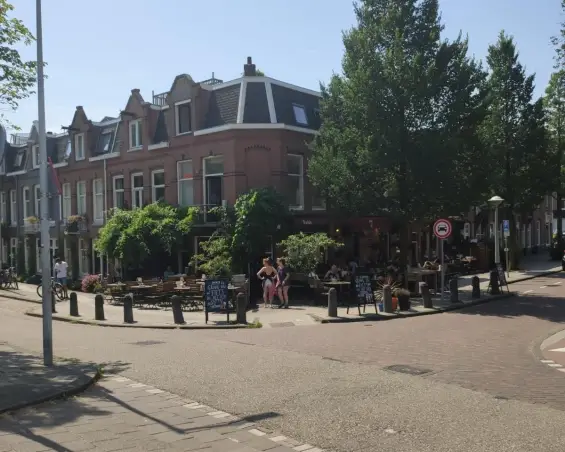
[0,343,101,415]
[539,328,565,375]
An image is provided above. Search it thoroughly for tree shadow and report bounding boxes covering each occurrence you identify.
[447,290,565,323]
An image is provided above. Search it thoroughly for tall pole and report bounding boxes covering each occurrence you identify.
[36,0,53,366]
[494,206,500,265]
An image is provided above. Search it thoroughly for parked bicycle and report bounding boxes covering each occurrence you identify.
[0,267,19,290]
[37,277,64,300]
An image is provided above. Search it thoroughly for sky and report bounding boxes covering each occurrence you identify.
[6,0,564,134]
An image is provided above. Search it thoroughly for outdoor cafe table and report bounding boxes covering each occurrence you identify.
[324,280,351,306]
[407,269,439,293]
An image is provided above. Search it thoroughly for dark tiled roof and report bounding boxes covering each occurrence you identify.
[270,84,321,130]
[153,110,168,143]
[204,83,240,128]
[243,82,270,123]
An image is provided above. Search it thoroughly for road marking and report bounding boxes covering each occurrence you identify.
[541,360,554,363]
[559,369,565,373]
[523,290,533,294]
[548,363,563,368]
[550,347,565,353]
[540,286,548,289]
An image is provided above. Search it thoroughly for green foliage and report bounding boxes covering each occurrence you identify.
[191,236,232,278]
[277,233,343,274]
[0,1,39,128]
[95,203,198,267]
[309,0,489,221]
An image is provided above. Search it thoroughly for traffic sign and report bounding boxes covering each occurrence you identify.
[503,219,510,237]
[433,218,452,239]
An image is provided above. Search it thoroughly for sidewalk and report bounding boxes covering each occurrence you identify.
[0,343,99,414]
[0,374,323,452]
[9,254,563,328]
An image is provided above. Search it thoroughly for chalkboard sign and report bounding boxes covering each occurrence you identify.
[354,275,373,302]
[204,279,229,313]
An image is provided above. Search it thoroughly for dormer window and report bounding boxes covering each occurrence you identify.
[75,133,85,161]
[129,119,142,149]
[99,132,112,153]
[14,151,24,167]
[175,100,192,135]
[32,145,40,168]
[292,104,308,126]
[64,139,71,159]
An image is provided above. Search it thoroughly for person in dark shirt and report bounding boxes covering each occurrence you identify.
[276,258,291,309]
[256,257,277,307]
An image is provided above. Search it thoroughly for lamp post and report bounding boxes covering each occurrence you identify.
[36,0,53,366]
[488,195,504,265]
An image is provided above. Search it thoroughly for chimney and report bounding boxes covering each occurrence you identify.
[244,56,256,76]
[131,88,140,94]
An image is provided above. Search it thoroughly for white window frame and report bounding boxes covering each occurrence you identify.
[77,181,87,215]
[9,190,16,226]
[32,144,40,168]
[24,237,29,274]
[10,238,17,267]
[1,238,7,264]
[527,224,532,248]
[14,151,24,167]
[287,154,304,210]
[202,156,224,208]
[177,160,194,207]
[175,100,192,136]
[151,169,165,202]
[78,238,88,276]
[0,192,6,223]
[131,172,144,209]
[34,185,41,217]
[22,186,31,219]
[92,178,104,224]
[292,104,308,125]
[129,119,142,150]
[112,175,124,209]
[61,183,71,219]
[74,133,85,161]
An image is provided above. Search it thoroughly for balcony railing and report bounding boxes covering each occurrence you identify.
[200,76,223,86]
[152,92,168,106]
[63,215,88,234]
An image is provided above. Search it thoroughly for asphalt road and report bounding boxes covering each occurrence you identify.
[1,273,565,452]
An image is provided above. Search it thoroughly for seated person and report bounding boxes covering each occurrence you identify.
[163,265,175,281]
[324,264,342,280]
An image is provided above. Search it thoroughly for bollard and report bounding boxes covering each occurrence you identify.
[419,282,433,309]
[123,294,134,324]
[471,276,480,299]
[94,294,105,321]
[51,291,56,313]
[327,288,338,317]
[489,270,500,295]
[236,292,247,324]
[171,295,185,325]
[449,278,459,303]
[383,285,393,313]
[69,292,79,316]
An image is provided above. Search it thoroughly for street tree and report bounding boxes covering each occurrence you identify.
[309,0,489,275]
[0,1,38,127]
[480,31,554,266]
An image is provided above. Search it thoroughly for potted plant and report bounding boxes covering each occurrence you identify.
[374,276,401,311]
[394,288,411,311]
[66,215,84,233]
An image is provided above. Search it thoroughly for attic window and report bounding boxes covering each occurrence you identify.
[292,104,308,126]
[65,139,71,159]
[99,132,112,153]
[175,100,192,135]
[15,151,24,167]
[32,145,40,168]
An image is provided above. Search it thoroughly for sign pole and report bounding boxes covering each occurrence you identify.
[440,239,445,301]
[505,237,510,278]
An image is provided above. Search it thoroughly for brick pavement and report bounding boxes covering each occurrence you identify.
[0,343,98,414]
[0,375,324,452]
[208,273,565,412]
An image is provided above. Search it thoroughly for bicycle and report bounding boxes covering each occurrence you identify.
[37,277,64,300]
[1,267,19,290]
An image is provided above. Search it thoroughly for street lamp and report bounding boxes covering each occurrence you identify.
[488,195,504,265]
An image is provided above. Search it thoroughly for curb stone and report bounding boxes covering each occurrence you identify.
[0,364,101,415]
[23,310,251,330]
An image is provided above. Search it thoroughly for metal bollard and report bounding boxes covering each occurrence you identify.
[449,278,459,303]
[94,294,105,321]
[419,282,433,308]
[489,270,500,295]
[471,276,480,299]
[123,294,134,324]
[383,285,393,313]
[236,292,247,324]
[51,291,57,313]
[327,288,338,317]
[171,295,185,324]
[69,292,79,316]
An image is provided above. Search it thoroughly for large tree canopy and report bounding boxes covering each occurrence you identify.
[309,0,489,222]
[0,1,38,127]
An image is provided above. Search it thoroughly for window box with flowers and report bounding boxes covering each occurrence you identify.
[65,215,85,233]
[25,216,39,224]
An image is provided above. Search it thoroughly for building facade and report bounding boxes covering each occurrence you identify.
[0,57,326,278]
